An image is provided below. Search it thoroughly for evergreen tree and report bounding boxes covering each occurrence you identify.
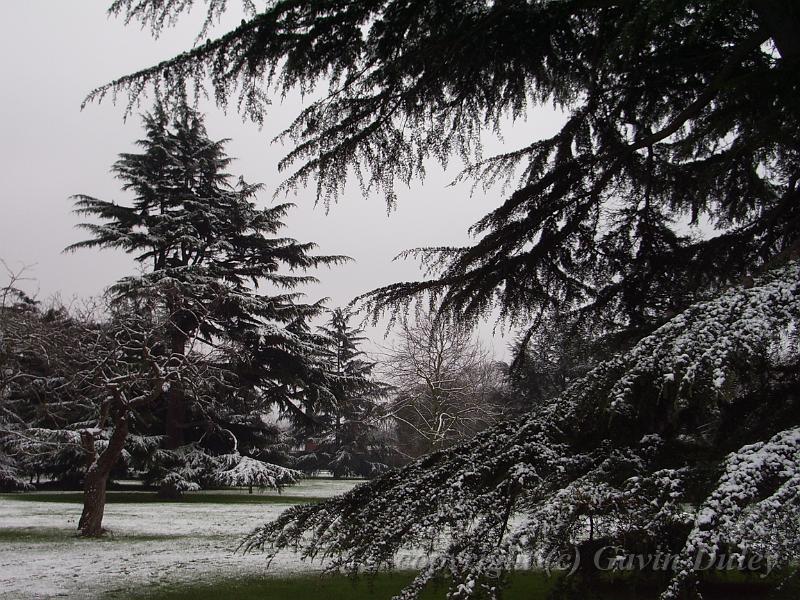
[92,1,799,346]
[247,266,800,599]
[505,316,599,415]
[89,1,800,597]
[297,308,392,478]
[68,107,347,494]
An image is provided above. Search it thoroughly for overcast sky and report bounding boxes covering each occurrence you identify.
[0,1,565,358]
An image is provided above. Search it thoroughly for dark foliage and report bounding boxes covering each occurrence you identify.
[296,308,393,478]
[92,0,800,354]
[78,1,800,596]
[68,107,347,491]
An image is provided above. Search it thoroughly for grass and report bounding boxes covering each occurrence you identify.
[3,487,795,599]
[0,527,79,544]
[123,572,557,600]
[120,570,800,600]
[0,526,178,544]
[0,491,324,505]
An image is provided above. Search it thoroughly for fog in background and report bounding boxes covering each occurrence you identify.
[0,1,566,359]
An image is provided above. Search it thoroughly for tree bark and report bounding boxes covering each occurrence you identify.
[165,385,185,449]
[164,327,187,449]
[78,409,130,537]
[78,466,109,538]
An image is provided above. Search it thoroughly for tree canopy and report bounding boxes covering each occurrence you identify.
[296,308,392,478]
[68,107,346,349]
[61,108,349,507]
[94,0,799,345]
[245,264,800,599]
[69,107,348,451]
[85,1,800,598]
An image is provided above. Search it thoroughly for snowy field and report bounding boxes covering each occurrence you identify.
[0,479,362,599]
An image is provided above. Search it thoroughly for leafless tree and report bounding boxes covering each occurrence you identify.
[380,312,508,457]
[0,276,226,536]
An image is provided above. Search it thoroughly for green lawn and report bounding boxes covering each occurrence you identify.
[0,491,324,505]
[0,526,178,544]
[0,527,84,544]
[124,572,557,600]
[123,571,798,600]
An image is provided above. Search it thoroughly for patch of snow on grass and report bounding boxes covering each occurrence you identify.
[0,479,364,599]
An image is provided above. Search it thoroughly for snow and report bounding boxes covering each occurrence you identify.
[257,477,367,498]
[237,265,800,600]
[0,479,364,599]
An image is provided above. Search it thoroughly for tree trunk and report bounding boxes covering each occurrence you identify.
[78,410,130,537]
[164,327,187,449]
[165,385,186,449]
[78,467,109,537]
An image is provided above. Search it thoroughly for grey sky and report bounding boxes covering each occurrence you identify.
[0,1,565,358]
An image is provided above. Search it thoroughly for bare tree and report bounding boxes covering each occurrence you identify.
[1,291,165,534]
[74,311,167,536]
[0,279,233,535]
[381,312,507,457]
[0,261,38,489]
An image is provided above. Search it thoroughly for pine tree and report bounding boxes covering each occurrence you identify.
[87,1,800,596]
[68,107,347,495]
[246,266,800,598]
[91,1,799,345]
[297,308,392,478]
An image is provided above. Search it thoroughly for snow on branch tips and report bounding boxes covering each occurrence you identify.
[241,263,800,600]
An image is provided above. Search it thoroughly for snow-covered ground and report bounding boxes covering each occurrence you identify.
[0,479,363,599]
[210,476,364,498]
